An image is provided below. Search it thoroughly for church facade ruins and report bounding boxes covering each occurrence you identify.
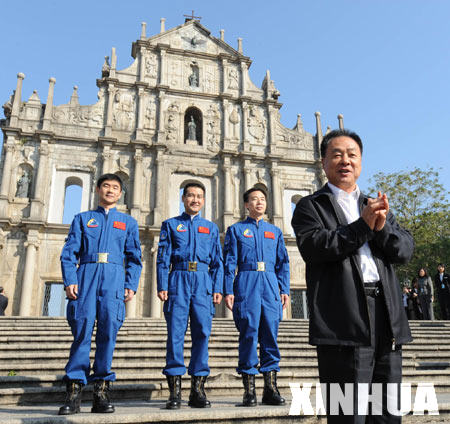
[0,18,337,318]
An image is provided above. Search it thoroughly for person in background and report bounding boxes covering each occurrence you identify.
[411,278,423,320]
[417,268,434,320]
[0,287,8,316]
[434,264,450,320]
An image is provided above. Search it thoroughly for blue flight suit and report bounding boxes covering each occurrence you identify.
[60,207,142,385]
[157,212,224,376]
[224,217,290,375]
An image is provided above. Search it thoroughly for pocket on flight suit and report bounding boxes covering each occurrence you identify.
[66,300,77,323]
[232,297,246,327]
[116,290,125,323]
[163,296,176,314]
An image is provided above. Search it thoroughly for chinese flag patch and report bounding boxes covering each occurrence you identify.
[198,226,210,234]
[264,231,275,239]
[113,221,126,231]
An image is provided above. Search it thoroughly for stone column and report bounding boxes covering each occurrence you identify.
[240,62,247,96]
[159,49,167,86]
[0,142,15,197]
[10,73,25,128]
[315,111,323,145]
[222,99,229,141]
[156,91,165,143]
[338,113,344,129]
[266,104,277,154]
[270,164,283,228]
[30,139,50,220]
[131,148,143,220]
[105,83,116,137]
[221,57,228,94]
[110,47,117,79]
[19,232,40,316]
[150,236,161,317]
[135,85,145,140]
[42,77,56,131]
[222,155,233,229]
[140,21,147,40]
[153,148,165,226]
[241,102,249,146]
[125,293,137,318]
[101,143,112,174]
[243,165,252,192]
[138,47,146,82]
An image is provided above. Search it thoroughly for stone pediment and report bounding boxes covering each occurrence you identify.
[146,20,242,59]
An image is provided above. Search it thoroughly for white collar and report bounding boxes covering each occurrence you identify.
[327,182,360,201]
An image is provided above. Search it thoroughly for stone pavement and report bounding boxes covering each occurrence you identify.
[1,394,450,424]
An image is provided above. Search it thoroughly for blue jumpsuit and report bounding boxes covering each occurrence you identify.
[157,212,224,376]
[61,207,142,385]
[224,217,290,375]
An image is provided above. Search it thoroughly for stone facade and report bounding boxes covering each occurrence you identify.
[0,19,331,318]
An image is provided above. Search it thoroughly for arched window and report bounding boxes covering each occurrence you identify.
[184,106,202,145]
[115,171,129,209]
[62,177,83,224]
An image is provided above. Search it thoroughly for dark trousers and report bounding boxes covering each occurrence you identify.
[316,292,402,424]
[437,291,450,320]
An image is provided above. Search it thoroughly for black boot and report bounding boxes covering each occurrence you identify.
[91,380,115,413]
[58,381,83,415]
[188,376,211,408]
[262,370,285,405]
[166,375,182,409]
[242,374,257,407]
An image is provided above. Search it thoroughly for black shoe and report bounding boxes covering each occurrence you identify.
[58,381,83,415]
[242,374,257,407]
[166,375,182,409]
[188,376,211,408]
[262,370,285,405]
[91,380,115,413]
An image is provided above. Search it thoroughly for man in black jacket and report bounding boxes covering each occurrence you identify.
[434,264,450,320]
[0,287,8,316]
[292,129,414,423]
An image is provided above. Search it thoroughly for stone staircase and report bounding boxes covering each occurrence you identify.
[0,317,449,423]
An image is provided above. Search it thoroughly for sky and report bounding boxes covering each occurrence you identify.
[1,0,449,211]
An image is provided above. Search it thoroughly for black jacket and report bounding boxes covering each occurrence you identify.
[0,294,8,316]
[434,273,450,295]
[291,185,414,347]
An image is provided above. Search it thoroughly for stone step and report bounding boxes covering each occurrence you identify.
[1,399,449,424]
[1,372,450,406]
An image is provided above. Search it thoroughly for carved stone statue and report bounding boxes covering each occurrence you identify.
[189,63,199,87]
[102,56,110,77]
[187,116,197,140]
[16,170,31,198]
[189,71,198,87]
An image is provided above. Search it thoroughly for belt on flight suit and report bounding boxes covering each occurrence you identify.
[172,261,209,272]
[80,253,124,265]
[238,262,274,272]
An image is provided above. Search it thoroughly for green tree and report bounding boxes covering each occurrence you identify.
[368,168,450,289]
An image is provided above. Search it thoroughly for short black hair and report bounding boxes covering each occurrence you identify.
[0,287,3,294]
[97,173,123,190]
[438,263,445,268]
[320,128,363,158]
[183,182,205,196]
[243,187,267,203]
